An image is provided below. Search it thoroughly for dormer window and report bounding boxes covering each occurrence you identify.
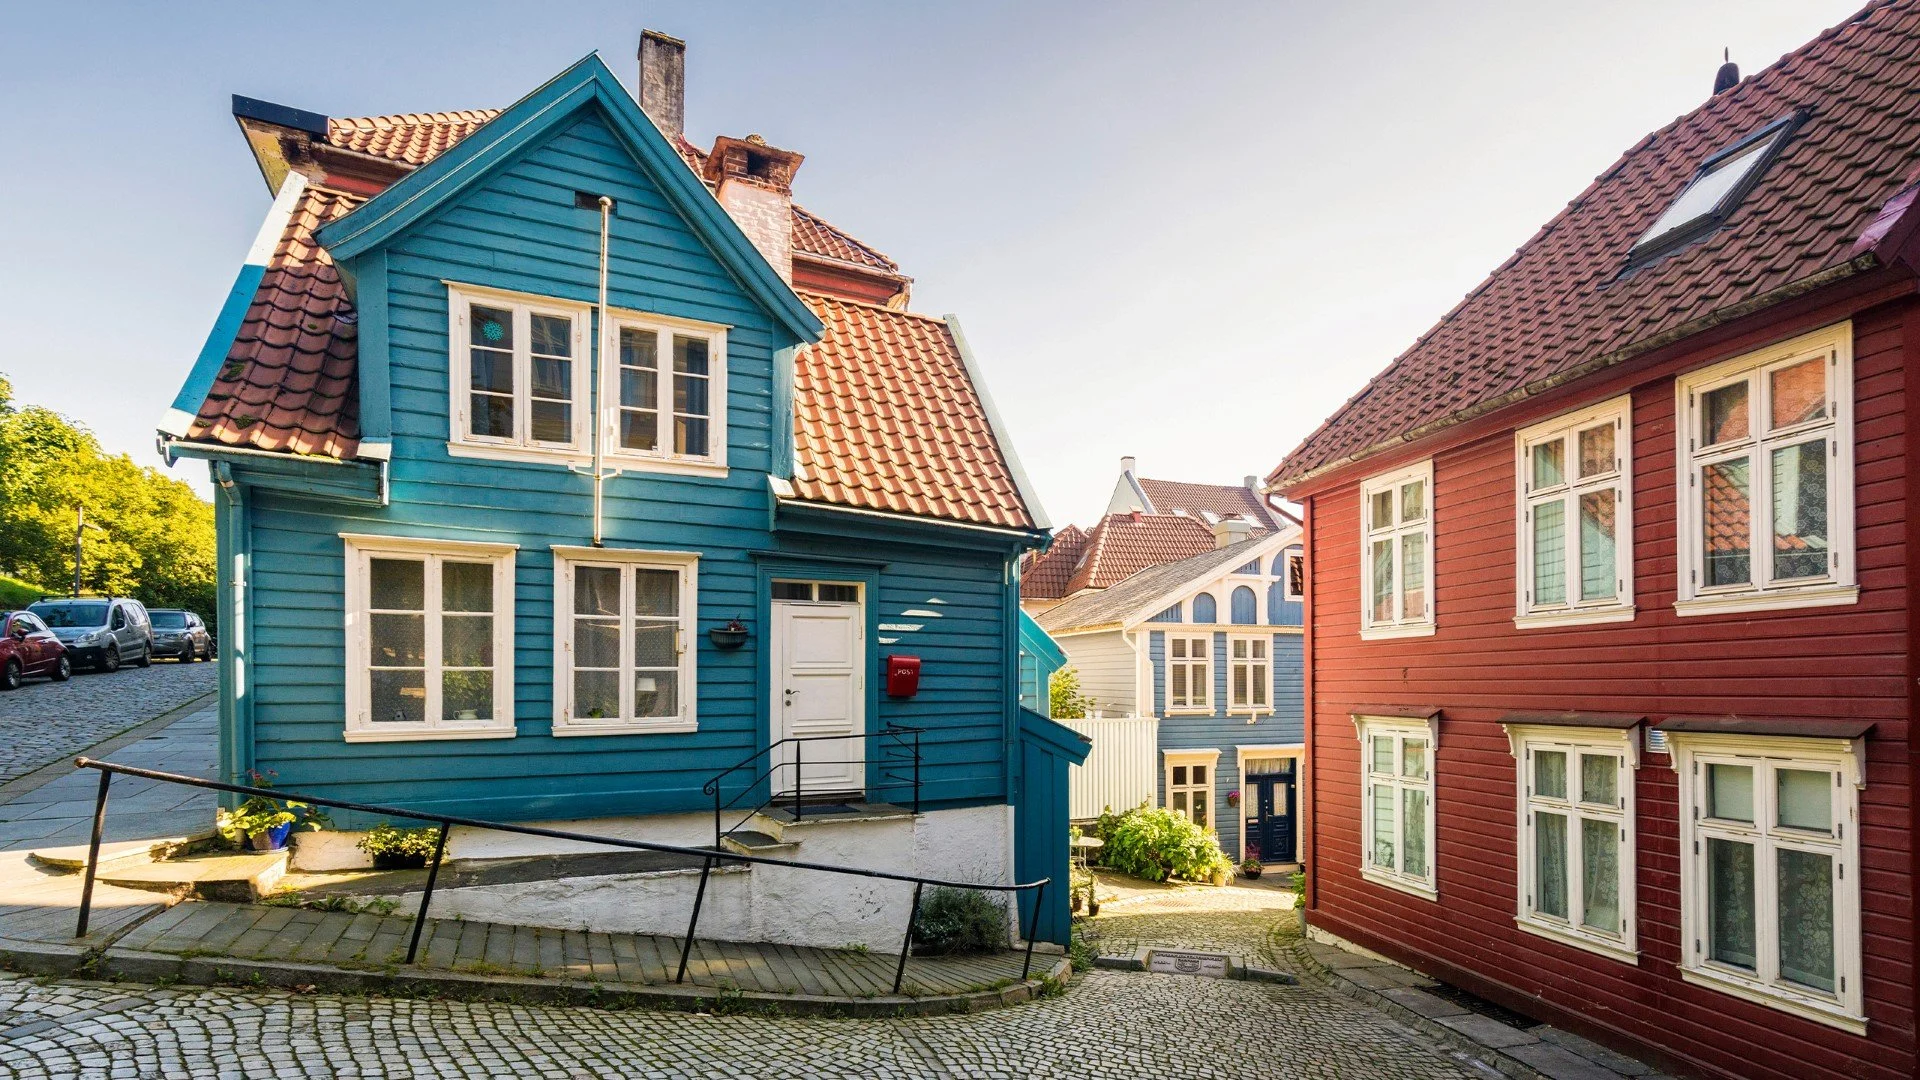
[1629,114,1799,265]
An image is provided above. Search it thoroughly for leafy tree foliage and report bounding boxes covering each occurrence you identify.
[1049,665,1094,719]
[0,374,216,624]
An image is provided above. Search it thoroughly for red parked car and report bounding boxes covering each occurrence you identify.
[1,610,71,690]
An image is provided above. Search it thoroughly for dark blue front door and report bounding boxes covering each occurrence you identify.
[1244,763,1297,863]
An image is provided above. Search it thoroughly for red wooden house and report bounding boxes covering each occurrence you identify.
[1266,5,1920,1079]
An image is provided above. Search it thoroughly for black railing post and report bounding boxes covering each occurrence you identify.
[713,783,722,849]
[1021,879,1046,981]
[912,730,922,815]
[73,768,112,938]
[404,821,451,964]
[892,881,924,994]
[792,741,803,819]
[676,854,716,983]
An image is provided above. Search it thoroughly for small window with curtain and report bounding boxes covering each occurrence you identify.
[1165,751,1218,832]
[606,312,728,472]
[1357,715,1437,899]
[1359,462,1434,639]
[1507,725,1638,962]
[1514,397,1634,628]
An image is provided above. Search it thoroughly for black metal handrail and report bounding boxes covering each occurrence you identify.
[70,756,1045,994]
[701,725,922,849]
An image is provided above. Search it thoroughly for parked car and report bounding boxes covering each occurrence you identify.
[27,597,153,672]
[0,610,72,690]
[148,609,215,662]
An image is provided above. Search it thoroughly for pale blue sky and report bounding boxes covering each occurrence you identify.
[0,1,1864,524]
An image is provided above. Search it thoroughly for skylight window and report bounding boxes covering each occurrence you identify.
[1629,114,1799,263]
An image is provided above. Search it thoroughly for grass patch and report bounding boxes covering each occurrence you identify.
[0,574,49,609]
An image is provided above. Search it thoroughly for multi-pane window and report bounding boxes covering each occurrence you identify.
[1228,636,1269,712]
[1167,635,1210,712]
[1511,728,1637,961]
[448,285,588,453]
[1358,716,1437,898]
[1165,753,1216,831]
[1676,324,1854,614]
[553,547,698,735]
[1359,462,1434,638]
[1284,552,1305,601]
[607,316,726,467]
[1673,733,1863,1032]
[1515,399,1633,626]
[343,535,516,742]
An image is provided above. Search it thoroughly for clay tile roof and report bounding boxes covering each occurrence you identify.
[188,186,363,459]
[791,204,901,273]
[1038,533,1274,634]
[790,292,1034,529]
[1270,0,1920,491]
[326,109,501,165]
[1137,478,1273,528]
[1062,514,1221,594]
[1020,525,1089,600]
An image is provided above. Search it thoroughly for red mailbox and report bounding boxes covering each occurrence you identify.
[885,654,922,698]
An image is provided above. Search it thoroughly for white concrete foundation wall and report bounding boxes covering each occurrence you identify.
[308,805,1015,953]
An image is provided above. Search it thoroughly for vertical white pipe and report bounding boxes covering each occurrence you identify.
[594,197,611,546]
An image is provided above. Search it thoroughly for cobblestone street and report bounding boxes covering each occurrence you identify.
[0,660,215,786]
[0,879,1496,1079]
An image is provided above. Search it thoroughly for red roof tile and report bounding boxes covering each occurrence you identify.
[1270,0,1920,491]
[791,205,901,274]
[1063,514,1220,593]
[1021,525,1088,599]
[188,186,363,459]
[1136,478,1275,528]
[791,292,1034,529]
[327,110,500,165]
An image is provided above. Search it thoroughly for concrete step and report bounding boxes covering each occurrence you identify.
[98,850,288,902]
[753,801,914,843]
[28,830,216,873]
[719,830,799,858]
[280,847,741,902]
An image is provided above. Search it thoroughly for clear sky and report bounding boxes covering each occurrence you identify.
[0,0,1865,523]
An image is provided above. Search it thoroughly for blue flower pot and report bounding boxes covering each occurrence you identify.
[248,822,294,852]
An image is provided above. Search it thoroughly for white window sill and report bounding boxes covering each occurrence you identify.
[344,725,516,744]
[1360,865,1437,901]
[1360,622,1436,641]
[1673,585,1858,618]
[1680,965,1865,1036]
[1513,605,1635,630]
[1165,708,1214,717]
[446,441,727,476]
[552,719,699,737]
[1515,916,1639,965]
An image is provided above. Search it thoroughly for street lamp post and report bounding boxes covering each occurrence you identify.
[72,508,104,598]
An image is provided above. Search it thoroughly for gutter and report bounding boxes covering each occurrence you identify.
[1268,255,1880,495]
[771,485,1046,543]
[159,436,389,507]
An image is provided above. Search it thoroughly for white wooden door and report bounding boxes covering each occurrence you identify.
[771,596,864,796]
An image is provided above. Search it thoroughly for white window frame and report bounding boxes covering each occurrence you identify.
[1355,713,1439,899]
[600,308,730,476]
[1505,725,1639,963]
[446,282,592,462]
[1669,730,1865,1034]
[1282,551,1305,602]
[1227,634,1270,715]
[1674,323,1855,617]
[1514,397,1635,628]
[1359,461,1435,639]
[342,533,518,743]
[1166,633,1212,714]
[552,546,699,736]
[1164,748,1220,834]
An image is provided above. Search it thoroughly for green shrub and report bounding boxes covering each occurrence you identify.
[910,887,1008,955]
[1101,805,1233,883]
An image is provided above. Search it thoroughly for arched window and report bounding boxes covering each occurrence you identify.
[1230,586,1258,624]
[1191,593,1218,624]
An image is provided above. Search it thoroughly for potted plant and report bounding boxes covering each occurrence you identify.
[708,618,749,650]
[357,823,442,869]
[1241,856,1264,880]
[1226,789,1240,808]
[216,771,325,852]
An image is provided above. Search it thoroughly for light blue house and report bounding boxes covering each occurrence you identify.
[156,38,1086,946]
[1036,523,1305,865]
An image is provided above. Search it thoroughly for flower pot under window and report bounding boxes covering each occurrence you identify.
[247,822,294,852]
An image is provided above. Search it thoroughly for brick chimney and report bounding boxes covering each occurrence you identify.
[638,31,686,139]
[1213,519,1252,549]
[704,134,803,282]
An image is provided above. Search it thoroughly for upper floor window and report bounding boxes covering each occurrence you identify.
[1191,593,1218,625]
[1515,398,1634,628]
[1357,714,1437,899]
[1669,728,1864,1033]
[606,313,728,472]
[1167,634,1210,712]
[448,284,590,457]
[1282,551,1305,602]
[1507,724,1638,963]
[1228,635,1269,713]
[1675,324,1854,616]
[1359,461,1434,639]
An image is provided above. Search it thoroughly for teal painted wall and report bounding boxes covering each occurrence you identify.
[235,103,1026,823]
[1016,610,1065,716]
[1014,707,1089,945]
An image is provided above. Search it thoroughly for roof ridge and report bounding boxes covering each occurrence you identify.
[329,107,503,129]
[791,202,901,271]
[794,288,947,326]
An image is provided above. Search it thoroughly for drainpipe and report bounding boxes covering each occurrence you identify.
[593,196,612,547]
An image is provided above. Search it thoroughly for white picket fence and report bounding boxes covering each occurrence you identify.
[1059,714,1159,821]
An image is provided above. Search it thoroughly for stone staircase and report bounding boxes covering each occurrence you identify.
[30,833,287,903]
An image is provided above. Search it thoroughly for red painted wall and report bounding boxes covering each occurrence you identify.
[1292,295,1916,1080]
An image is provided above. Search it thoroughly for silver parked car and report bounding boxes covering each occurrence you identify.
[148,609,215,662]
[27,597,153,673]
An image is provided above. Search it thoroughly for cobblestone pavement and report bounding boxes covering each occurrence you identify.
[0,660,215,787]
[1085,873,1298,962]
[0,878,1493,1079]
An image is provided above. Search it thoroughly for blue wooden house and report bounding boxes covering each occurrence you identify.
[157,37,1086,947]
[1035,519,1305,866]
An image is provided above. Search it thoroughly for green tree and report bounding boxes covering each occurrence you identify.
[0,373,216,624]
[1049,666,1094,720]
